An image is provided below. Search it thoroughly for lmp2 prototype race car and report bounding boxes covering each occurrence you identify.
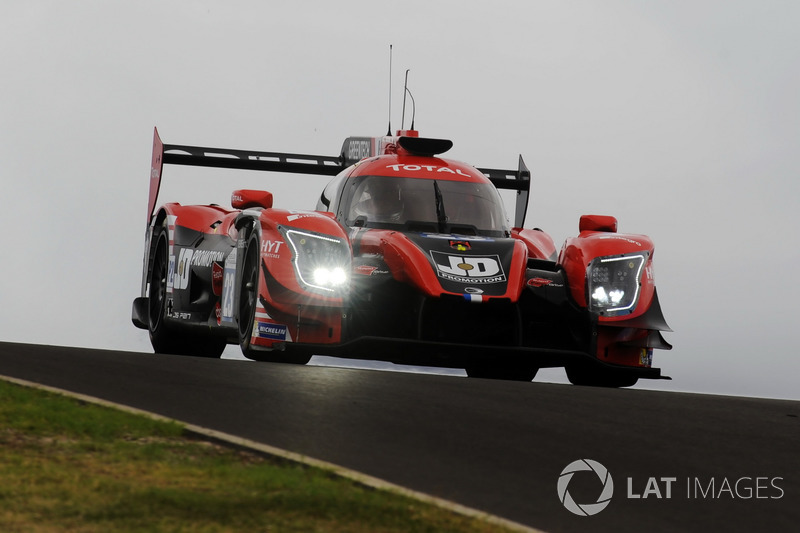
[132,126,671,387]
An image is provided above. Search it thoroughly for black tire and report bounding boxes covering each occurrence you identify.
[465,362,538,382]
[238,233,311,365]
[147,227,172,352]
[565,364,639,388]
[148,223,225,358]
[237,233,260,355]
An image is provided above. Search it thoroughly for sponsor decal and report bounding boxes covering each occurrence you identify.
[597,235,643,247]
[167,255,176,292]
[346,138,372,161]
[191,250,225,267]
[261,240,284,258]
[168,310,192,320]
[386,164,472,176]
[354,265,378,276]
[173,248,193,290]
[464,287,484,294]
[639,348,653,367]
[527,277,563,288]
[449,240,471,251]
[287,211,326,222]
[419,233,493,241]
[212,262,224,296]
[257,322,288,340]
[221,249,237,323]
[431,251,506,284]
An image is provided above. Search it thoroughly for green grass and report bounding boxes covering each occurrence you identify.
[0,380,517,532]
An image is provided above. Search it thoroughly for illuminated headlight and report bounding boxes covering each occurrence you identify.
[282,228,351,293]
[586,253,647,316]
[313,266,347,286]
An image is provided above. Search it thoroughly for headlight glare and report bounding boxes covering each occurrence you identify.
[312,266,347,287]
[587,253,647,316]
[282,228,350,293]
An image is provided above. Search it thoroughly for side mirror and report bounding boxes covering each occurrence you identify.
[231,189,273,210]
[579,214,618,233]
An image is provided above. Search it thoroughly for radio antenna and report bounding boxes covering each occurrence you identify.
[387,45,393,136]
[401,69,409,130]
[401,69,416,130]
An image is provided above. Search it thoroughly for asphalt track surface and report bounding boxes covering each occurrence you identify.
[0,342,797,532]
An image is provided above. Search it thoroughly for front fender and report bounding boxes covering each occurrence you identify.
[257,209,350,305]
[559,230,661,327]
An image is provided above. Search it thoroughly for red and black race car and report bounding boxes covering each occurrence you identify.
[132,127,671,386]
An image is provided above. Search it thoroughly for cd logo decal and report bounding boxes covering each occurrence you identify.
[430,251,506,284]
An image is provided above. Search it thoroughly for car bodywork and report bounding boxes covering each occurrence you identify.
[132,127,671,386]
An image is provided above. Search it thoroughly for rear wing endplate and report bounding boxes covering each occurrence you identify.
[478,155,531,228]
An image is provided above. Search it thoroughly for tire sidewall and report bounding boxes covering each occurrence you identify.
[238,232,260,354]
[148,225,172,349]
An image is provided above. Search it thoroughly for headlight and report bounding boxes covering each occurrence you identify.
[281,227,350,294]
[586,253,647,316]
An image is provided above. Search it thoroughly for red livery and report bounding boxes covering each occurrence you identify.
[133,127,671,386]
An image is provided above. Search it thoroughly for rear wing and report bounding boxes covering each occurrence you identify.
[148,128,531,227]
[147,127,344,222]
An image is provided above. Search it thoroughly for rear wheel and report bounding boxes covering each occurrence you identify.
[147,229,171,351]
[148,224,225,358]
[565,364,638,388]
[237,233,311,365]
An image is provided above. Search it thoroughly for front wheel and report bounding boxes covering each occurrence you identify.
[237,233,260,356]
[237,233,311,365]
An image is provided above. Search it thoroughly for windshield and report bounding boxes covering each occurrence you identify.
[342,176,510,237]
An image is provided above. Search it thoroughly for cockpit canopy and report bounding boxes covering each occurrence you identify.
[340,175,511,237]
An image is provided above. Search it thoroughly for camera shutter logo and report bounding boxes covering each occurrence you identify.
[557,459,614,516]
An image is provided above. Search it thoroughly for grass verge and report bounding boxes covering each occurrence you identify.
[0,379,519,532]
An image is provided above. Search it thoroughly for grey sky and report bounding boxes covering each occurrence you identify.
[2,1,798,399]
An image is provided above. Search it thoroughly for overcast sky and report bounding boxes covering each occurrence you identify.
[2,1,798,400]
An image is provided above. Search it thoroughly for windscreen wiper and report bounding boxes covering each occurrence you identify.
[433,180,448,233]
